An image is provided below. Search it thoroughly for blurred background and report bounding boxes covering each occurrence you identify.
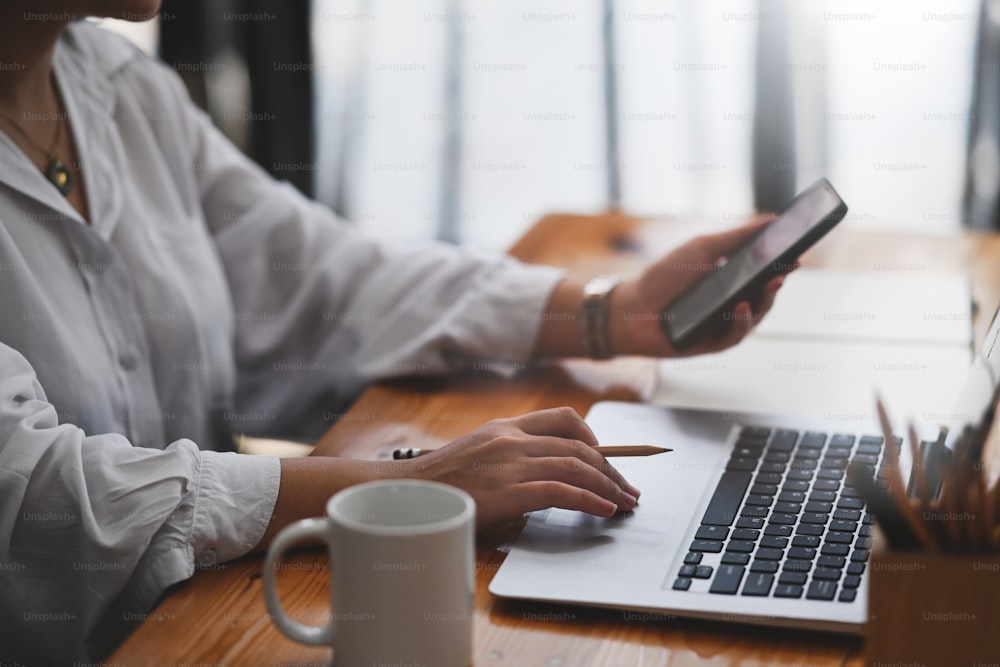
[105,0,989,251]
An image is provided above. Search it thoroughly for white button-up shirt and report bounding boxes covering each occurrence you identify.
[0,21,561,663]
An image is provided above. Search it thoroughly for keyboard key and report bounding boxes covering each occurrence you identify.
[777,490,805,503]
[818,555,846,569]
[734,445,764,458]
[852,453,879,465]
[759,462,787,474]
[795,524,824,536]
[855,537,872,550]
[741,506,769,518]
[858,435,883,446]
[839,589,857,602]
[843,575,862,589]
[701,471,752,526]
[794,448,822,460]
[847,562,866,575]
[801,513,829,525]
[763,451,791,463]
[821,543,850,557]
[851,549,870,563]
[746,494,774,507]
[742,572,774,596]
[693,565,713,579]
[755,472,783,485]
[786,470,814,482]
[783,559,812,573]
[696,525,730,541]
[828,443,853,456]
[727,541,755,553]
[787,547,817,560]
[764,524,792,537]
[821,458,848,472]
[826,531,854,544]
[859,525,872,537]
[684,552,703,565]
[736,517,765,529]
[813,567,842,581]
[834,509,862,522]
[755,547,784,561]
[807,580,838,601]
[801,432,827,448]
[830,434,855,448]
[709,564,745,594]
[750,560,779,573]
[690,540,724,553]
[770,430,798,451]
[673,577,692,591]
[782,480,810,492]
[790,459,817,471]
[774,584,804,598]
[722,552,751,565]
[760,536,788,549]
[841,485,862,498]
[726,458,759,472]
[791,535,820,548]
[813,479,839,491]
[856,443,882,455]
[769,513,797,525]
[751,483,778,495]
[816,469,844,481]
[773,501,802,514]
[808,490,837,502]
[829,520,858,533]
[837,497,865,510]
[732,528,760,541]
[679,565,697,577]
[742,426,772,438]
[779,571,808,585]
[804,500,833,513]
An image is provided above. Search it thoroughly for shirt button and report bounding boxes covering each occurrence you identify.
[118,347,140,370]
[198,550,218,568]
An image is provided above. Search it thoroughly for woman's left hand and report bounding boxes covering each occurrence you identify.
[608,215,794,357]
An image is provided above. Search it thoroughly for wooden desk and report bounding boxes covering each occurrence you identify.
[110,214,1000,666]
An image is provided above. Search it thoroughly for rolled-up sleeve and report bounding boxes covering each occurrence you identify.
[0,343,280,663]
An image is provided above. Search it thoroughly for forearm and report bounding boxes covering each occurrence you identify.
[255,457,400,550]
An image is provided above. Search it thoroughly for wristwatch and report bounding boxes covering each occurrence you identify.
[581,275,621,360]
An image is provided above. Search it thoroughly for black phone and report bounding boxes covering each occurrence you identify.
[660,177,848,350]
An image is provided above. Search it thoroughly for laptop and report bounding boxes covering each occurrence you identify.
[489,307,1000,634]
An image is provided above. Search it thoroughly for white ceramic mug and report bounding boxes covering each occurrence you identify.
[263,479,475,667]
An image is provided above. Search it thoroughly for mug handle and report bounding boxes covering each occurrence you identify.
[263,518,336,646]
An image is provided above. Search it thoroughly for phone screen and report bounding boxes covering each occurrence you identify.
[663,180,845,345]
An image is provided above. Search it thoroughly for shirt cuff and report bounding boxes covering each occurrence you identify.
[189,451,280,568]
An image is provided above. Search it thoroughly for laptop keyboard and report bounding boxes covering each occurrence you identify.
[672,426,898,602]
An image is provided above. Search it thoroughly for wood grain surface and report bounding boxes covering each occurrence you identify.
[109,213,1000,666]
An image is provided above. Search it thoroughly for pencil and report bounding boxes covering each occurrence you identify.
[875,397,937,550]
[392,445,672,459]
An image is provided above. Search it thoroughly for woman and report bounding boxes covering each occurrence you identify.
[0,2,787,663]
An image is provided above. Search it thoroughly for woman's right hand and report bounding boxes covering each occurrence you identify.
[401,407,641,529]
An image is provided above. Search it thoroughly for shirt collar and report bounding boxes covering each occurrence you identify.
[0,21,126,239]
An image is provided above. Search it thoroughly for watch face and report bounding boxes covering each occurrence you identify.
[585,275,620,297]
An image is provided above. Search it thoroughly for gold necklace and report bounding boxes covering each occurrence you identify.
[0,105,74,196]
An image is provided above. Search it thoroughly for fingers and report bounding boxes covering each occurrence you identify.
[513,406,598,446]
[522,456,637,512]
[515,481,619,518]
[753,275,786,318]
[519,435,640,498]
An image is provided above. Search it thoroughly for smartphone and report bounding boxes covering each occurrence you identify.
[660,178,848,350]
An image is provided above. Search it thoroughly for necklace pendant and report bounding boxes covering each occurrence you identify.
[46,159,74,196]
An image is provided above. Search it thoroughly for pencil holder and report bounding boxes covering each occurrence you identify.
[866,549,1000,667]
